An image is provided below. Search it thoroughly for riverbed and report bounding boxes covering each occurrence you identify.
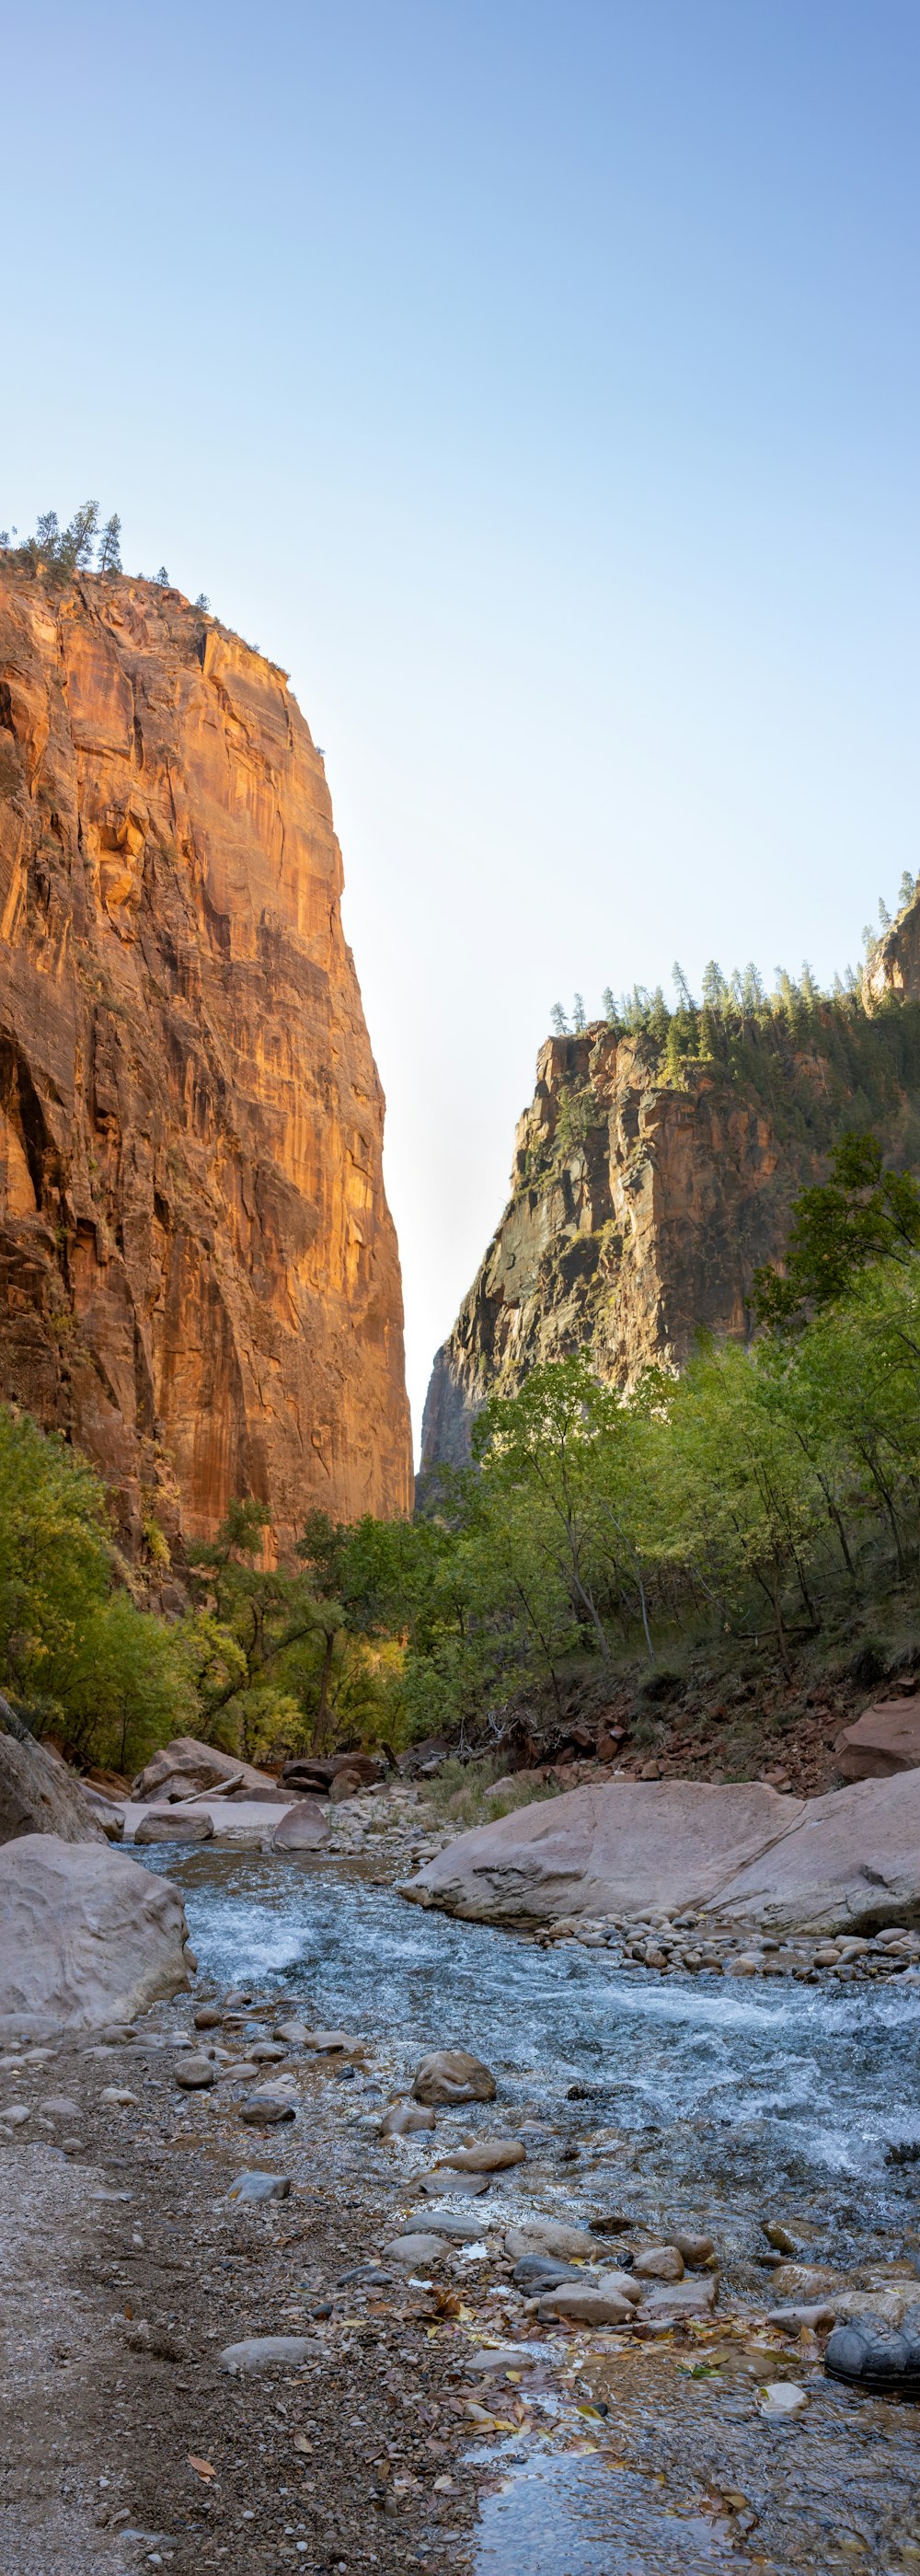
[139,1843,920,2575]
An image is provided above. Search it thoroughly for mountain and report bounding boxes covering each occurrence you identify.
[421,965,920,1471]
[0,559,412,1563]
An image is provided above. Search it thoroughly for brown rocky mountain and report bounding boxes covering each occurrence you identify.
[0,560,412,1561]
[422,966,920,1470]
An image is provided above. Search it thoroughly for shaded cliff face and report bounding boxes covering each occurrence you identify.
[0,563,412,1557]
[421,998,920,1469]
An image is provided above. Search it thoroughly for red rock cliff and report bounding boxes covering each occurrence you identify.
[0,562,412,1557]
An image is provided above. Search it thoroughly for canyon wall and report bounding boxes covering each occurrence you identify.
[421,984,920,1470]
[0,561,412,1561]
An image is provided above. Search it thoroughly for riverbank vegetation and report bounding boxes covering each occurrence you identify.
[1,1133,919,1779]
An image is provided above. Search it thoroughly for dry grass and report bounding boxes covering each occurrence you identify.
[425,1753,558,1832]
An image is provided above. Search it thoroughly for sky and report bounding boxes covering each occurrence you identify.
[2,1,919,1456]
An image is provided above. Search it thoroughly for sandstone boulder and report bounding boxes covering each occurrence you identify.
[400,1773,920,1935]
[134,1807,214,1845]
[133,1738,277,1802]
[271,1799,330,1853]
[0,1833,190,2035]
[0,1723,107,1848]
[837,1696,920,1780]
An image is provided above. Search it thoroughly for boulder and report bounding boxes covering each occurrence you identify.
[77,1783,124,1841]
[0,1726,107,1848]
[505,2221,599,2262]
[639,2278,717,2317]
[384,2233,449,2270]
[412,2049,497,2107]
[0,1833,190,2035]
[134,1807,214,1845]
[380,2101,436,2138]
[132,1737,277,1802]
[228,2173,292,2202]
[280,1753,385,1792]
[220,2336,318,2374]
[437,2139,525,2174]
[271,1800,330,1853]
[836,1696,920,1781]
[400,1772,920,1935]
[538,2284,636,2327]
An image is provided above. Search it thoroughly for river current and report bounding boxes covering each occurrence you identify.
[140,1847,920,2573]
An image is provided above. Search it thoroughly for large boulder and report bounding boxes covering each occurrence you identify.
[0,1833,191,2036]
[271,1799,330,1852]
[400,1773,920,1936]
[134,1806,214,1845]
[837,1696,920,1780]
[132,1736,277,1801]
[0,1727,106,1847]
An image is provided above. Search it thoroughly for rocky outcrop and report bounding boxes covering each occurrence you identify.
[132,1735,278,1801]
[0,1832,191,2034]
[400,1773,920,1935]
[0,560,411,1557]
[422,1006,920,1467]
[0,1718,106,1846]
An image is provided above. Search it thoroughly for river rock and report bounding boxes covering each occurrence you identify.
[380,2101,437,2137]
[633,2245,684,2281]
[673,2235,715,2267]
[836,1696,920,1781]
[399,1772,920,1935]
[39,2095,82,2120]
[384,2233,449,2269]
[0,1727,107,1849]
[412,2049,497,2107]
[412,2208,491,2240]
[463,2346,539,2374]
[250,2041,287,2062]
[227,2171,292,2201]
[271,1802,330,1853]
[512,2257,584,2290]
[135,1807,214,1845]
[417,2168,489,2199]
[0,1833,190,2035]
[194,2007,223,2029]
[538,2284,637,2327]
[274,2019,310,2044]
[241,2091,297,2125]
[506,2221,599,2262]
[639,2277,717,2316]
[175,2054,216,2090]
[760,2381,808,2418]
[302,2028,355,2053]
[220,2336,318,2374]
[438,2139,525,2174]
[770,2303,837,2333]
[825,2316,920,2391]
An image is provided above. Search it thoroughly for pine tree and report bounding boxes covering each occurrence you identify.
[602,987,616,1023]
[550,1003,569,1036]
[701,960,728,1011]
[898,871,917,913]
[60,501,99,569]
[98,514,121,575]
[572,992,587,1034]
[878,897,891,930]
[672,962,695,1011]
[155,565,170,585]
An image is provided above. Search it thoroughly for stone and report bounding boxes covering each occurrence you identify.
[134,1741,279,1801]
[271,1802,330,1853]
[274,2020,309,2044]
[380,2101,437,2138]
[0,2104,29,2126]
[673,2235,715,2267]
[227,2171,292,2202]
[281,1753,385,1792]
[38,2096,81,2120]
[633,2245,684,2281]
[759,2381,808,2418]
[134,1808,214,1845]
[219,2337,319,2375]
[174,2054,216,2090]
[250,2041,287,2063]
[837,1696,920,1781]
[302,2028,356,2053]
[241,2092,297,2125]
[763,2222,798,2255]
[769,2303,837,2334]
[194,2007,223,2029]
[412,2050,497,2107]
[383,2233,449,2270]
[512,2257,584,2291]
[463,2347,539,2374]
[505,2221,599,2262]
[417,2168,489,2200]
[638,2278,717,2317]
[0,1727,106,1849]
[437,2139,525,2174]
[824,2316,920,2392]
[399,1771,920,1936]
[538,2285,637,2327]
[0,1833,190,2035]
[0,567,411,1553]
[410,2208,491,2241]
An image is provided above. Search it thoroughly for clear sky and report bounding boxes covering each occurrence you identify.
[3,2,919,1456]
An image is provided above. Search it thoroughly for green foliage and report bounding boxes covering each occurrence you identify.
[752,1133,920,1325]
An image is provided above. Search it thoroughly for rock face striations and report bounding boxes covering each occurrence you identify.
[0,562,412,1554]
[422,986,920,1469]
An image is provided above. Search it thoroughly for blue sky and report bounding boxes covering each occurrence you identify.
[3,2,919,1450]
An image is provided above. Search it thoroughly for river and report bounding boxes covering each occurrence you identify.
[141,1845,920,2574]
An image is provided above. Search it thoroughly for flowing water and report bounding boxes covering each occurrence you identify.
[141,1847,920,2573]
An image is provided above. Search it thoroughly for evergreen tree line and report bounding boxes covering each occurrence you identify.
[550,896,920,1051]
[3,1134,920,1773]
[1,503,210,608]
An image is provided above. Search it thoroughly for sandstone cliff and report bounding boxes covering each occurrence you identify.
[422,987,920,1469]
[0,560,412,1558]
